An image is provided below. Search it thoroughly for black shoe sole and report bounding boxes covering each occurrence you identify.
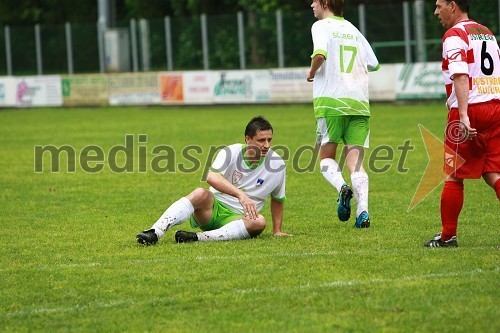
[424,240,458,248]
[338,187,353,222]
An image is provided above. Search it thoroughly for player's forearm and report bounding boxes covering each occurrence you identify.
[270,199,284,233]
[453,74,470,119]
[309,55,325,77]
[206,171,245,199]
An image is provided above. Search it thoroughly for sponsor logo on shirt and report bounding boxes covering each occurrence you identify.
[445,152,456,168]
[232,171,243,184]
[256,178,264,187]
[446,49,463,62]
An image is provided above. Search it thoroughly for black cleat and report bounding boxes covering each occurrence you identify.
[136,229,158,246]
[337,184,353,222]
[175,230,198,243]
[424,232,458,248]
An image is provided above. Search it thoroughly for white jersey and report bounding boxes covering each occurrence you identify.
[311,16,379,118]
[209,144,286,214]
[441,20,500,109]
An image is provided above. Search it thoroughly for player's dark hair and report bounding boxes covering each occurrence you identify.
[331,0,344,16]
[319,0,343,16]
[245,116,273,138]
[447,0,470,12]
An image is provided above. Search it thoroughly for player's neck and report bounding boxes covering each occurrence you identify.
[243,149,262,165]
[320,10,334,20]
[454,14,469,26]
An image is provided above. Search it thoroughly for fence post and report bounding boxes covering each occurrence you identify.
[139,19,150,72]
[237,11,246,69]
[130,19,139,72]
[4,26,12,75]
[97,22,105,73]
[413,0,426,62]
[403,1,412,63]
[201,14,209,70]
[35,24,43,75]
[65,22,74,74]
[358,4,366,36]
[276,9,284,68]
[164,16,173,71]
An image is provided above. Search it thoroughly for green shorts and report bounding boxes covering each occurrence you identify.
[316,116,370,148]
[189,198,243,231]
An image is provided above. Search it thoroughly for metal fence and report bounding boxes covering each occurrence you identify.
[1,0,499,76]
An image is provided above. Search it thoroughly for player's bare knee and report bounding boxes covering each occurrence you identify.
[483,172,500,188]
[245,215,266,235]
[187,187,210,204]
[255,214,266,230]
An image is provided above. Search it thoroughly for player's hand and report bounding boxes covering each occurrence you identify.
[306,70,314,82]
[460,116,477,140]
[238,194,258,220]
[273,231,293,237]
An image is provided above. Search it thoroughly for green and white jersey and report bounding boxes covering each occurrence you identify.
[209,144,286,215]
[311,16,380,118]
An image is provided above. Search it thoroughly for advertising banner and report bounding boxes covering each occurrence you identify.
[395,62,446,100]
[109,73,160,105]
[159,72,184,104]
[182,71,214,104]
[269,68,312,103]
[62,75,109,106]
[213,70,271,104]
[369,65,397,101]
[13,76,62,107]
[0,77,17,107]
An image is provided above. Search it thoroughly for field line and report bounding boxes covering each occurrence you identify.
[234,267,500,294]
[1,267,498,318]
[1,246,497,272]
[0,300,130,318]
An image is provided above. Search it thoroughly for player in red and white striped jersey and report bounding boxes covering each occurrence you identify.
[425,0,500,247]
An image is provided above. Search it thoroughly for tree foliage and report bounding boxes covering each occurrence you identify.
[0,0,496,27]
[0,0,311,25]
[0,0,97,25]
[0,0,496,74]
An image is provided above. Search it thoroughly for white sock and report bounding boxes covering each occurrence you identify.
[351,172,369,216]
[196,219,250,242]
[320,158,345,193]
[151,197,194,238]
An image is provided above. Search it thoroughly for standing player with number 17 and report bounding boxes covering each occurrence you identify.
[306,0,380,229]
[424,0,500,247]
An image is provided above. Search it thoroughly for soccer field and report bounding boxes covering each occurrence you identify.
[0,103,498,332]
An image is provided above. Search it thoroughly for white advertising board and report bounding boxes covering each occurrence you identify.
[212,70,271,103]
[182,71,214,104]
[14,76,62,107]
[0,77,17,107]
[395,62,446,100]
[269,68,312,103]
[369,65,397,101]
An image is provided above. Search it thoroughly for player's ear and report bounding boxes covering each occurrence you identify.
[245,135,251,144]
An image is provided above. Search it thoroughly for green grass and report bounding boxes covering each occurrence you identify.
[0,103,498,332]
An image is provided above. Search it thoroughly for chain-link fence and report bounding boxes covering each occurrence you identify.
[0,1,498,76]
